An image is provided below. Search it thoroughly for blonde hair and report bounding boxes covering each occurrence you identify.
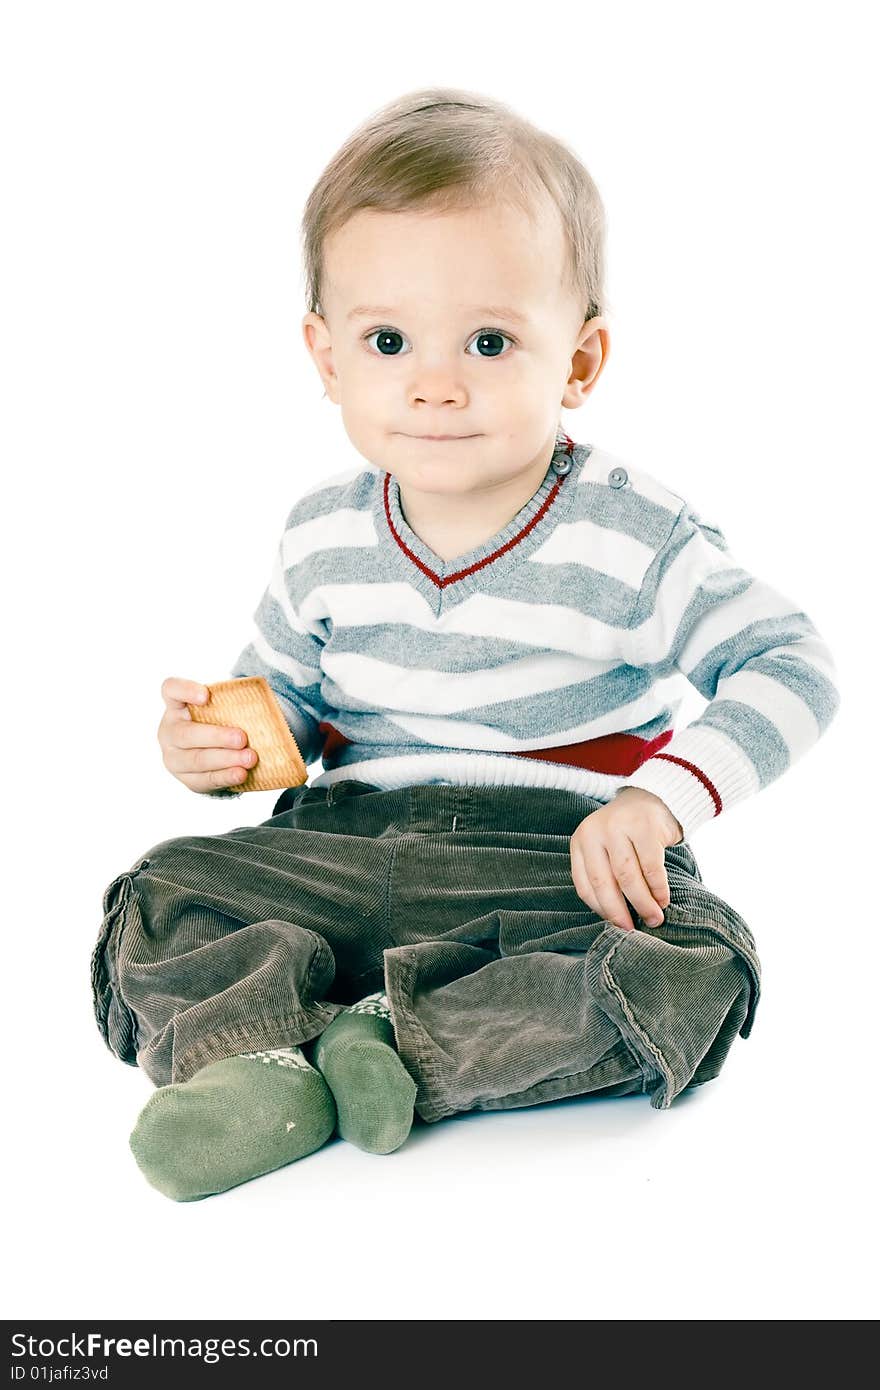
[301,86,607,324]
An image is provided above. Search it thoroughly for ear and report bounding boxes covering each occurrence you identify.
[561,316,610,410]
[302,312,340,404]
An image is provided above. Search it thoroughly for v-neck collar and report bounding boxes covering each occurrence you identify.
[375,428,591,616]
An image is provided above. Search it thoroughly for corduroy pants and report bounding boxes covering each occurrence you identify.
[91,780,760,1121]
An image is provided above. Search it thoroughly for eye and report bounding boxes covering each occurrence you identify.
[465,330,514,358]
[362,327,515,358]
[364,328,410,356]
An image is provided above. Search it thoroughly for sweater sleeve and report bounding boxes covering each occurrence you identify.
[227,505,331,768]
[616,503,840,841]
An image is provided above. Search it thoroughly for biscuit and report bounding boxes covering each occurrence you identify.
[186,677,309,792]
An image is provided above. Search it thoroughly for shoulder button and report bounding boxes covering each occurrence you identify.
[608,467,629,489]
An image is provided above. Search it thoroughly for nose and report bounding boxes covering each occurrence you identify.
[408,365,468,409]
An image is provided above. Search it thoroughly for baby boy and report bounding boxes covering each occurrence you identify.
[92,87,840,1201]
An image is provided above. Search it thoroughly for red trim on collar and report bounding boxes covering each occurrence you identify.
[383,431,576,590]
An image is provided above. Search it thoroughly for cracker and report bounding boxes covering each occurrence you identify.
[186,677,309,792]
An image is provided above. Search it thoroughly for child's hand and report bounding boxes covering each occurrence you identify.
[158,677,258,793]
[569,787,683,933]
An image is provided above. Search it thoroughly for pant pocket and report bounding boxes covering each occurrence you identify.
[584,908,759,1110]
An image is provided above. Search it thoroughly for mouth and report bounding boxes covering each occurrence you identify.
[402,434,479,441]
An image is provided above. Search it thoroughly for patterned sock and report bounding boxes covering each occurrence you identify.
[129,1046,336,1202]
[313,992,417,1155]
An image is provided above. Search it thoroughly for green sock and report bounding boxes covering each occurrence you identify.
[312,992,417,1155]
[129,1046,336,1202]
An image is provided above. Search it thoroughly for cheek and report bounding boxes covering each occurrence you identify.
[338,393,389,449]
[342,357,395,402]
[490,355,543,396]
[334,359,380,411]
[498,370,555,419]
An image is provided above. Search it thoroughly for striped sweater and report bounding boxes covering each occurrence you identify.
[230,428,840,841]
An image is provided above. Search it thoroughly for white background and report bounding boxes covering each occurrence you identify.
[3,0,876,1321]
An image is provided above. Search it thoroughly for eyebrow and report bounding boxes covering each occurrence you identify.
[346,304,530,327]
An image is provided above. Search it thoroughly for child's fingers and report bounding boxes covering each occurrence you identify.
[164,743,257,777]
[572,841,635,933]
[172,720,249,751]
[178,764,253,793]
[636,847,672,916]
[607,834,665,927]
[161,676,210,711]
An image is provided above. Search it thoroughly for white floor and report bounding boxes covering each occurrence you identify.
[5,0,877,1326]
[6,722,876,1321]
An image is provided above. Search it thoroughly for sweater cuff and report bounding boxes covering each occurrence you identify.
[616,724,760,842]
[272,693,317,766]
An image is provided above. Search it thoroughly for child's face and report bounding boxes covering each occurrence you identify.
[302,196,608,499]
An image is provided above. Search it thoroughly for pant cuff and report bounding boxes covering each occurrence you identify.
[147,1002,346,1087]
[382,949,457,1122]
